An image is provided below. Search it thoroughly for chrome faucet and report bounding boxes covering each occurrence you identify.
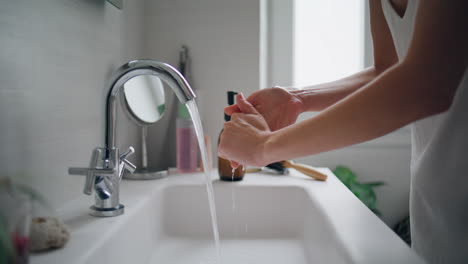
[69,60,196,217]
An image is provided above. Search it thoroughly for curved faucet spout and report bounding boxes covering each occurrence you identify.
[105,60,196,151]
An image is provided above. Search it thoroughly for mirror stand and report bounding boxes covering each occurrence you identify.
[123,127,168,180]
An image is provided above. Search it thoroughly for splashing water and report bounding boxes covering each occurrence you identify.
[186,100,222,264]
[231,168,236,212]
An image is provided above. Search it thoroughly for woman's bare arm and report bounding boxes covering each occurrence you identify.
[225,1,397,121]
[219,0,467,167]
[261,0,468,164]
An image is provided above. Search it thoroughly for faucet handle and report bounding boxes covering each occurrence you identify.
[68,148,108,195]
[120,146,135,160]
[120,146,136,174]
[83,148,103,195]
[122,159,137,174]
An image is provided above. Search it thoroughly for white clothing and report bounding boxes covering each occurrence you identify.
[381,0,468,263]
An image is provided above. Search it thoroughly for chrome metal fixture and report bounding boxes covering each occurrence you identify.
[69,60,196,217]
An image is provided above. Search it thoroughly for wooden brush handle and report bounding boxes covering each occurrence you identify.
[281,160,327,181]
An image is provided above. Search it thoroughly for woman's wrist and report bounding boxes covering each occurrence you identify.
[260,130,281,166]
[274,86,308,114]
[288,87,328,112]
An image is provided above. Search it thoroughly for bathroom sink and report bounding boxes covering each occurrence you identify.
[154,184,334,263]
[31,169,423,264]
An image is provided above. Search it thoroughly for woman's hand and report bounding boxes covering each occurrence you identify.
[218,93,273,168]
[224,87,304,131]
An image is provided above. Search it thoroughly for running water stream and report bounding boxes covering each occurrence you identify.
[185,100,222,264]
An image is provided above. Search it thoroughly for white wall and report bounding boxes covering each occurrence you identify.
[266,0,295,87]
[0,0,262,211]
[143,0,263,169]
[0,0,146,210]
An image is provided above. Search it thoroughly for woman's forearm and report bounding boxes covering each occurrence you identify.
[289,66,382,112]
[262,0,468,164]
[263,62,452,164]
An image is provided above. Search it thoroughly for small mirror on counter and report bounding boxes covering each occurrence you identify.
[120,75,168,180]
[123,75,165,125]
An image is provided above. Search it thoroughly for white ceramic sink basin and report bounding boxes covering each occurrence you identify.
[155,184,336,264]
[31,169,423,264]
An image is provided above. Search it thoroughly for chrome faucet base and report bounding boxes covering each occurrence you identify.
[69,147,134,217]
[90,204,124,217]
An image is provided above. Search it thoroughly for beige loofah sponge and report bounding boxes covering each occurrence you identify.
[29,217,70,252]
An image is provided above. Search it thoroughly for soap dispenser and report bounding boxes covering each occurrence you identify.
[218,91,246,181]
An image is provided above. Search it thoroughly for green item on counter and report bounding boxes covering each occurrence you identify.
[333,166,384,216]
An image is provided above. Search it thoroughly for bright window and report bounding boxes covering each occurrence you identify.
[293,0,365,87]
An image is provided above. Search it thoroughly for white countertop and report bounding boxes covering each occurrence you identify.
[31,168,423,264]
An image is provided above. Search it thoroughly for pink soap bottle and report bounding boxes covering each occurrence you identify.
[176,45,198,173]
[176,99,199,173]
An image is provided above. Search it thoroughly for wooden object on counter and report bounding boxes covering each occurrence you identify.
[281,160,327,181]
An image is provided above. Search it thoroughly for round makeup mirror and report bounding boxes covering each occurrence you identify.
[121,74,168,180]
[122,75,165,125]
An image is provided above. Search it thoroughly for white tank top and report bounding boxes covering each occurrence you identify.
[381,0,468,263]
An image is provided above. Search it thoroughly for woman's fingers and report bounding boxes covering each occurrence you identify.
[224,93,260,118]
[236,93,259,115]
[224,104,240,115]
[218,93,272,168]
[218,125,241,169]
